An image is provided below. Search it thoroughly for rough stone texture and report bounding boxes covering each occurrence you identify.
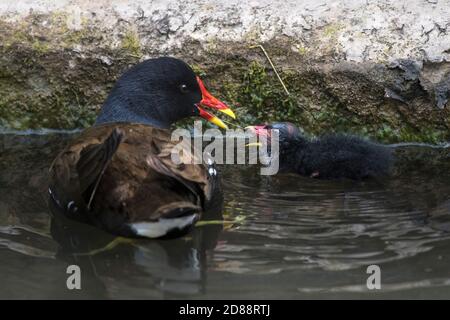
[0,0,449,142]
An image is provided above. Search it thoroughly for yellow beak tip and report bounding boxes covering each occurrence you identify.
[245,142,263,147]
[220,108,236,119]
[209,116,228,130]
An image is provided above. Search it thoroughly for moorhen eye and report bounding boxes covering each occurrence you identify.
[179,84,188,93]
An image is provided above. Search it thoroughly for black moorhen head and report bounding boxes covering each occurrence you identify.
[96,56,234,128]
[248,122,393,180]
[49,57,234,239]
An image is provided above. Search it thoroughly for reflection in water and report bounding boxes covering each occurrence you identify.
[49,201,222,298]
[1,132,450,299]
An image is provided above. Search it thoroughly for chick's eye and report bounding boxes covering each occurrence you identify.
[179,84,188,93]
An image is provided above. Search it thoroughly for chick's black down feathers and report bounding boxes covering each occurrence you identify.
[292,134,393,180]
[259,122,393,180]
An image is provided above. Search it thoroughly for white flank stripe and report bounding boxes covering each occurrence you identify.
[129,214,198,238]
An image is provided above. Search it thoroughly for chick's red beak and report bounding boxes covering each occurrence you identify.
[246,125,269,137]
[244,125,269,147]
[196,76,236,129]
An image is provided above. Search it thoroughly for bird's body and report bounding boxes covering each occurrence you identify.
[287,133,392,180]
[49,123,221,238]
[249,122,392,180]
[48,57,233,238]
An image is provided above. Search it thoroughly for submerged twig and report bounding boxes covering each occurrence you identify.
[195,215,246,227]
[73,237,134,256]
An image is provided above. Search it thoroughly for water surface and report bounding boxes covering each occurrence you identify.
[1,132,450,299]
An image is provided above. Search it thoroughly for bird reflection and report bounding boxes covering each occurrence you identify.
[49,199,222,298]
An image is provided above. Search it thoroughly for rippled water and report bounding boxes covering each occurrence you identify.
[1,132,450,299]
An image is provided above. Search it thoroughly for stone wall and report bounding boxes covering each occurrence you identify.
[0,0,449,142]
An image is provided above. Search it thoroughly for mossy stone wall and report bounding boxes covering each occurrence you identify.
[0,1,449,142]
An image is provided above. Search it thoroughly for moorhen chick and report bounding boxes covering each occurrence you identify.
[248,122,393,180]
[49,57,235,238]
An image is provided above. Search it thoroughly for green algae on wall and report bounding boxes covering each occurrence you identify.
[120,30,143,58]
[201,58,450,143]
[0,12,144,130]
[0,13,449,143]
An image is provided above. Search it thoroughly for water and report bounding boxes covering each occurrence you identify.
[1,132,450,299]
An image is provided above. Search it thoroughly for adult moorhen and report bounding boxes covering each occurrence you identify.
[248,122,392,180]
[49,57,235,238]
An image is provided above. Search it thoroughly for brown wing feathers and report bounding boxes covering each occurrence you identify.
[50,124,215,233]
[76,128,124,209]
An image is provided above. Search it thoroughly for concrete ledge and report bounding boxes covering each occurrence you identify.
[0,0,449,142]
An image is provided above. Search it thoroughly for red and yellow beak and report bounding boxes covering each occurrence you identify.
[245,125,268,147]
[246,125,269,137]
[196,76,236,129]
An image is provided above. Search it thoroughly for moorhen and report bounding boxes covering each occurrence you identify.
[49,57,235,238]
[248,122,393,180]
